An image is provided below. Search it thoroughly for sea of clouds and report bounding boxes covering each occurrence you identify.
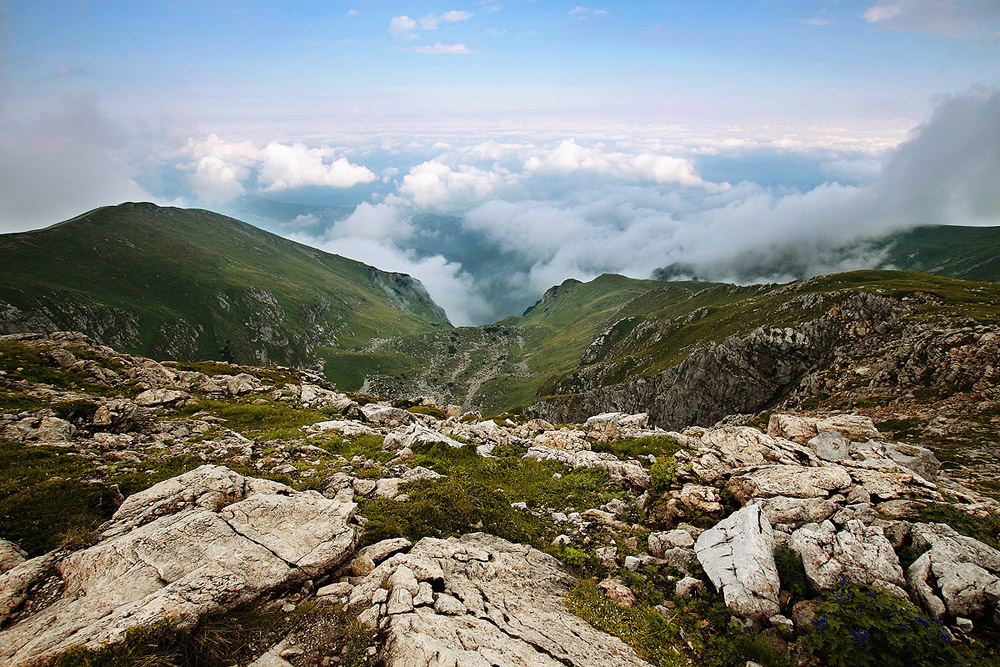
[1,89,998,325]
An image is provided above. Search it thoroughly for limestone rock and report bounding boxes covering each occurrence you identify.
[807,431,849,462]
[360,404,413,427]
[0,466,361,666]
[533,429,591,452]
[679,484,723,513]
[133,388,190,407]
[727,465,852,503]
[92,398,155,433]
[751,496,837,528]
[0,539,27,575]
[790,520,907,596]
[383,424,463,451]
[674,426,817,483]
[907,522,1000,618]
[768,414,880,443]
[695,505,781,620]
[348,533,652,667]
[648,530,695,556]
[304,419,380,438]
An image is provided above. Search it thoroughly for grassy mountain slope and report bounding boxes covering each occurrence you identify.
[354,268,1000,418]
[879,224,1000,281]
[0,203,450,375]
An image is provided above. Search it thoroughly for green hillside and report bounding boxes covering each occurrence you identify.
[879,224,1000,281]
[0,203,451,379]
[352,267,1000,414]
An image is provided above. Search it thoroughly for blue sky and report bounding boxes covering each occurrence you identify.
[1,1,999,324]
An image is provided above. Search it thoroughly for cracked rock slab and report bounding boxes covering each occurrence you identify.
[349,533,652,667]
[695,505,781,620]
[907,522,1000,618]
[790,520,907,597]
[0,465,361,667]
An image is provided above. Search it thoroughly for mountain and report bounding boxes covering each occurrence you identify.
[0,202,450,375]
[652,224,1000,284]
[355,269,1000,435]
[878,224,1000,281]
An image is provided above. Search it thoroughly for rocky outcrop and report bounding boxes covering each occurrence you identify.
[694,505,781,620]
[526,293,909,428]
[0,466,363,667]
[347,533,653,667]
[790,520,907,597]
[907,522,1000,618]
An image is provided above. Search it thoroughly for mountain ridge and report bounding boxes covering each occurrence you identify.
[0,202,450,375]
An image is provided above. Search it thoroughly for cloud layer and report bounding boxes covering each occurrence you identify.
[2,89,997,327]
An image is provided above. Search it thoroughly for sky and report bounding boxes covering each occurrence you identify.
[1,1,999,324]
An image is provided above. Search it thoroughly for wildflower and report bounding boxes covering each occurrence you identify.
[914,616,927,626]
[938,631,953,643]
[851,628,869,644]
[812,616,830,632]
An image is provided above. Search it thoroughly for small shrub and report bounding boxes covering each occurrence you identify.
[592,435,686,461]
[650,456,678,492]
[406,405,445,419]
[800,581,963,667]
[773,543,810,598]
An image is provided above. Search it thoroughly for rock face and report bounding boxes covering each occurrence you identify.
[0,465,363,667]
[525,293,908,428]
[694,505,781,620]
[907,522,1000,618]
[347,533,652,667]
[790,520,907,596]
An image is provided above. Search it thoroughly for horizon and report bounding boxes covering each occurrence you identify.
[1,1,999,324]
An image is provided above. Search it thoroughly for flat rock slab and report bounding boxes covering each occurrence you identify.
[348,533,653,667]
[0,465,361,667]
[727,465,852,503]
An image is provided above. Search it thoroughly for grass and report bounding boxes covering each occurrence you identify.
[169,397,333,440]
[360,441,621,555]
[592,435,687,463]
[0,203,450,374]
[567,578,794,667]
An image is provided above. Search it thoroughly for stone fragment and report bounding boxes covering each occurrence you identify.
[598,577,639,607]
[679,484,723,513]
[675,577,706,597]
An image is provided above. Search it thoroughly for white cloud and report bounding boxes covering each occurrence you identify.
[258,143,376,191]
[191,156,246,202]
[524,139,724,189]
[391,160,517,209]
[176,135,376,200]
[329,202,414,241]
[389,15,418,36]
[442,10,475,22]
[396,43,475,54]
[347,9,360,16]
[862,0,1000,39]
